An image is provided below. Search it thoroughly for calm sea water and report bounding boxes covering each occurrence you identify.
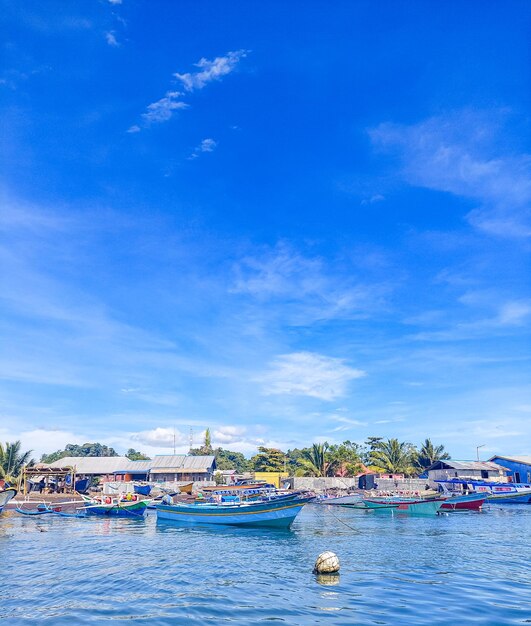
[1,503,530,625]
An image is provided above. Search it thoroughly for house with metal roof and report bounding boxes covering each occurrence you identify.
[41,454,217,484]
[425,459,508,488]
[41,456,133,477]
[488,455,531,484]
[148,455,216,482]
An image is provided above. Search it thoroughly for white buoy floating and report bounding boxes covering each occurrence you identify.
[313,551,340,574]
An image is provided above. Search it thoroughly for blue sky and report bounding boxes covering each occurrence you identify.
[1,1,530,460]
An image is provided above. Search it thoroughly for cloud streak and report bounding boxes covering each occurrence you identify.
[131,50,247,131]
[370,110,531,238]
[188,137,217,160]
[174,50,247,91]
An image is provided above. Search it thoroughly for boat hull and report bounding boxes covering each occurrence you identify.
[436,479,531,504]
[82,497,148,517]
[440,493,486,511]
[319,495,362,505]
[362,498,444,515]
[156,497,311,527]
[0,488,17,514]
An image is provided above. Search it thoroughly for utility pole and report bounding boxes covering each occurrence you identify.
[173,427,176,455]
[476,444,486,461]
[189,427,193,453]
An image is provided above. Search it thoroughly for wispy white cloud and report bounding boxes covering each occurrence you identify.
[188,137,217,160]
[260,352,366,401]
[370,110,531,238]
[141,91,188,125]
[231,241,391,325]
[105,31,119,47]
[174,50,247,92]
[108,0,122,5]
[131,50,247,131]
[410,298,531,342]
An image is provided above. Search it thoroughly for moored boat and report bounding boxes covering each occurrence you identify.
[81,495,148,517]
[318,494,362,506]
[436,479,531,504]
[0,488,17,514]
[156,495,312,527]
[15,502,55,515]
[360,497,444,515]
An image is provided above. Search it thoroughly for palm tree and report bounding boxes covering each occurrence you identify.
[301,443,328,477]
[0,441,34,481]
[416,438,450,470]
[369,438,416,475]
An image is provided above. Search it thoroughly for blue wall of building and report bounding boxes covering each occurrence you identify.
[490,458,531,485]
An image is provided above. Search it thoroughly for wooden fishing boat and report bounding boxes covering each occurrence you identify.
[360,497,444,515]
[440,493,486,511]
[156,494,313,527]
[81,495,148,517]
[0,488,17,514]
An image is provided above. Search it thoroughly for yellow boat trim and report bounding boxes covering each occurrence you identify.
[162,502,306,517]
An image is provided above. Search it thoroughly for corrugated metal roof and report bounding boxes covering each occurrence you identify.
[125,460,153,472]
[150,467,209,474]
[427,460,506,472]
[489,455,531,466]
[42,454,215,475]
[43,456,132,474]
[149,455,215,470]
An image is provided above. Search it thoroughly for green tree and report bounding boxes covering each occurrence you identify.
[363,436,384,464]
[301,443,330,477]
[250,447,288,472]
[204,428,212,453]
[416,439,450,470]
[41,442,119,463]
[214,448,250,473]
[0,441,34,481]
[328,441,364,477]
[126,448,151,461]
[369,438,417,475]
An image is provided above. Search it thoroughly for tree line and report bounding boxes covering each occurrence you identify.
[0,432,450,482]
[189,429,450,477]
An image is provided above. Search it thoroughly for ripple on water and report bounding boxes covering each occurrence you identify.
[1,504,531,625]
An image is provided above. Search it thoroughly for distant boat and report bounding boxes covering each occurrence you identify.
[156,495,313,527]
[15,503,55,516]
[74,478,90,494]
[436,479,531,504]
[134,484,152,496]
[318,494,362,506]
[81,495,148,517]
[359,497,444,515]
[0,488,17,514]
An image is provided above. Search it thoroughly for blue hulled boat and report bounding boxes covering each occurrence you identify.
[156,495,312,527]
[436,479,531,504]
